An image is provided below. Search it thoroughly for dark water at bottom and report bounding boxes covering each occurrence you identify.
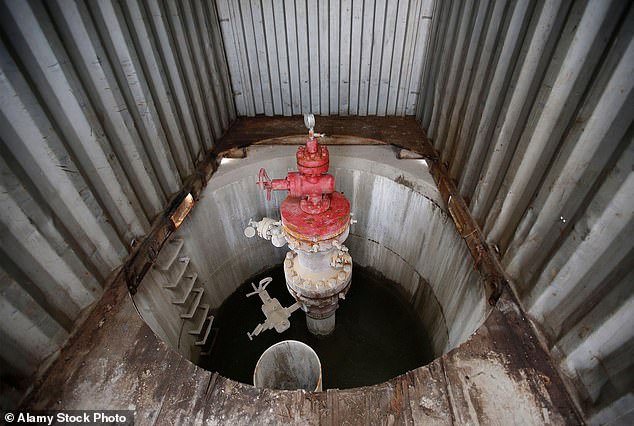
[200,265,435,389]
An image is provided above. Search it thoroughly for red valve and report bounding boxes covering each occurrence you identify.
[258,168,292,201]
[256,135,350,240]
[257,168,272,200]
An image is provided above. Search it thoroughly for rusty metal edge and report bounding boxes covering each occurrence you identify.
[123,151,220,295]
[408,135,506,306]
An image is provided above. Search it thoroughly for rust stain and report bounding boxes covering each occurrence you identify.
[394,175,416,190]
[423,140,506,306]
[123,151,218,295]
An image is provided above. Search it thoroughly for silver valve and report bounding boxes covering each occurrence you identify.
[304,114,325,139]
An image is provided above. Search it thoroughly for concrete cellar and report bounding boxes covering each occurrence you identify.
[1,0,632,425]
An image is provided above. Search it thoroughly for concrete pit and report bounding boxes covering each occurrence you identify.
[132,145,490,389]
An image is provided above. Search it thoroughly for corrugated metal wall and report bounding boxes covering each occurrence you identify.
[416,0,633,423]
[217,0,434,116]
[1,0,632,423]
[0,0,233,405]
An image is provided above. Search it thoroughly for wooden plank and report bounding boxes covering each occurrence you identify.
[365,382,413,425]
[405,361,452,425]
[333,388,367,425]
[215,116,433,155]
[442,300,582,424]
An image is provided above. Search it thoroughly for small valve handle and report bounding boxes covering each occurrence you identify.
[259,276,273,290]
[246,276,273,298]
[257,168,272,200]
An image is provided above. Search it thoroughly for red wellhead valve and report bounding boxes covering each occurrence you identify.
[245,114,354,337]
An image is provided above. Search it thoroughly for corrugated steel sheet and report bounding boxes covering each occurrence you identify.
[417,0,634,423]
[0,0,233,405]
[0,0,631,423]
[217,0,435,116]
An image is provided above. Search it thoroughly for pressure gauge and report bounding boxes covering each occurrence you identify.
[304,114,315,131]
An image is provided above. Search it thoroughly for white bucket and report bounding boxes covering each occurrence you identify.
[253,340,322,391]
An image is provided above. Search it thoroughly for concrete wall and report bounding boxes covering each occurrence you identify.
[416,1,634,423]
[149,145,488,358]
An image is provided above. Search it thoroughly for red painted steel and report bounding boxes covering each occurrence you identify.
[257,138,350,239]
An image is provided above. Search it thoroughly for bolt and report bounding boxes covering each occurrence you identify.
[286,251,294,260]
[338,271,346,281]
[284,259,293,268]
[328,278,336,287]
[343,264,352,273]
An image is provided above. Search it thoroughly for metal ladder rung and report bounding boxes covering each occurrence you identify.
[180,289,204,318]
[162,257,190,289]
[195,316,215,346]
[154,239,184,271]
[171,273,197,304]
[200,328,219,356]
[188,304,211,335]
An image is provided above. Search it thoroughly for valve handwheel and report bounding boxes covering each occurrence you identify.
[257,168,273,200]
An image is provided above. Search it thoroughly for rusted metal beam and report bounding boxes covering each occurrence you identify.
[411,134,506,305]
[214,116,438,159]
[124,151,219,295]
